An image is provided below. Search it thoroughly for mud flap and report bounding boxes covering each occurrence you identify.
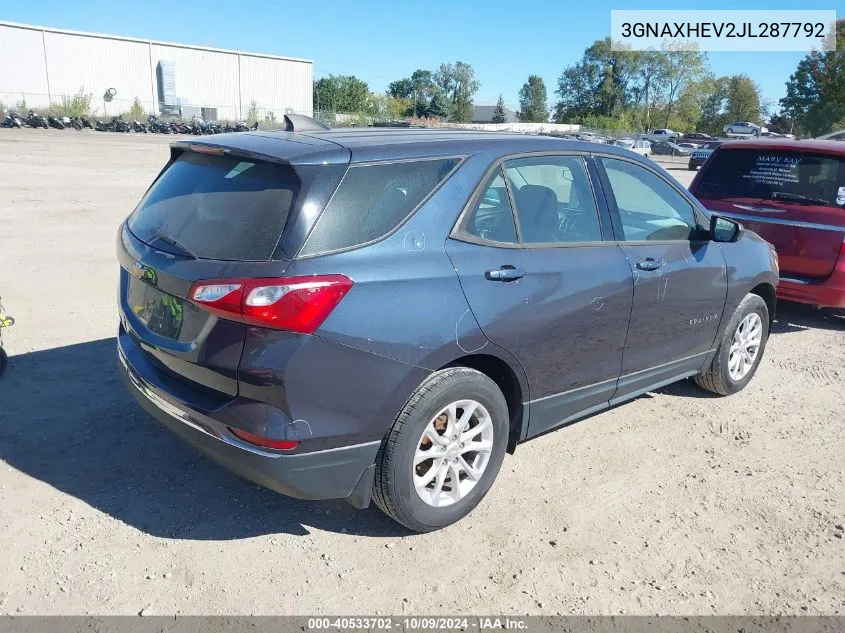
[346,463,376,509]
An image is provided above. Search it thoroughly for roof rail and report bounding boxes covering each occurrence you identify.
[283,114,330,132]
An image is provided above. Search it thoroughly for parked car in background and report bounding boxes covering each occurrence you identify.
[688,140,723,170]
[117,126,778,532]
[680,132,714,145]
[615,139,651,156]
[761,131,796,140]
[650,141,690,157]
[690,139,845,312]
[641,129,679,143]
[724,121,767,136]
[816,129,845,141]
[677,142,698,151]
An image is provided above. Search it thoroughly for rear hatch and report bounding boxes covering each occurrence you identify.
[118,142,345,400]
[691,145,845,278]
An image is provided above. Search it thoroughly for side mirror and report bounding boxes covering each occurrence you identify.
[710,214,742,243]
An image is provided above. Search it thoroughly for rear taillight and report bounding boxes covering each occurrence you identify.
[228,427,299,451]
[188,274,353,334]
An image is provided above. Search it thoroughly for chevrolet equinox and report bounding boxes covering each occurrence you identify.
[118,122,779,532]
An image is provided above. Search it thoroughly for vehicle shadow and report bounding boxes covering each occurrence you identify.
[656,301,842,399]
[772,301,844,334]
[0,338,407,540]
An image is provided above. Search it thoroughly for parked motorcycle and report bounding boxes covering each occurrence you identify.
[47,115,65,129]
[25,111,49,129]
[2,112,24,128]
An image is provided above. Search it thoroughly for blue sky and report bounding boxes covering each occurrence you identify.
[2,0,837,112]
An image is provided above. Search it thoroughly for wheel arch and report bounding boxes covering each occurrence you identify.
[440,353,528,454]
[750,282,776,327]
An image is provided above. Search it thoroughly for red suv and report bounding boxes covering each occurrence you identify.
[690,139,845,311]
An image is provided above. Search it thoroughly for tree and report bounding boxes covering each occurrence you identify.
[434,61,480,122]
[388,70,437,117]
[693,74,765,135]
[553,38,639,123]
[409,70,435,117]
[425,92,449,119]
[518,75,549,122]
[658,44,708,128]
[725,74,764,122]
[629,50,669,131]
[387,78,413,99]
[780,19,845,135]
[696,75,729,135]
[768,111,799,135]
[491,95,507,123]
[313,75,370,113]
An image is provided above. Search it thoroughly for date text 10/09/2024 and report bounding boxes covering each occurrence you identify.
[307,617,527,630]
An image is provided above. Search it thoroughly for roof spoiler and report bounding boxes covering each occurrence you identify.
[283,114,330,132]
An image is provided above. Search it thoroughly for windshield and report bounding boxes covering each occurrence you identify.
[695,148,844,209]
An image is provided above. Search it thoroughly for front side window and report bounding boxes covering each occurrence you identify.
[600,157,699,241]
[300,157,460,256]
[465,171,518,244]
[504,156,602,244]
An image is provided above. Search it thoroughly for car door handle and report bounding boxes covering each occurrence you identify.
[636,258,663,271]
[485,266,526,282]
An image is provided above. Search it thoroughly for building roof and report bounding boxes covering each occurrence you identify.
[471,105,517,123]
[0,20,312,64]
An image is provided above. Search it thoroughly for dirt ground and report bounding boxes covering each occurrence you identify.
[0,130,843,616]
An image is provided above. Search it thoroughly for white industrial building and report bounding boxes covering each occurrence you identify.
[0,21,313,121]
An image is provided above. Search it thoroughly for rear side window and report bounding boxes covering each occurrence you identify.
[129,151,298,261]
[696,148,844,209]
[466,172,518,244]
[300,158,460,256]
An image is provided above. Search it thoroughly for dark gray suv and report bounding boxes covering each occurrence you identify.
[117,126,779,532]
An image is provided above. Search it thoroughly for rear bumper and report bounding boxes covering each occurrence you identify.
[778,261,845,309]
[118,336,380,506]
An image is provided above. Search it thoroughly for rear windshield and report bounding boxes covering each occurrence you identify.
[696,148,845,209]
[300,157,460,256]
[128,151,299,260]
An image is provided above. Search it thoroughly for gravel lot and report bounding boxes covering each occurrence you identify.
[0,130,843,616]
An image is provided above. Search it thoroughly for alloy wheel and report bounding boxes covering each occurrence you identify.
[413,399,494,508]
[728,312,763,381]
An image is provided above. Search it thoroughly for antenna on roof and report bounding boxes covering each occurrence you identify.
[283,114,330,132]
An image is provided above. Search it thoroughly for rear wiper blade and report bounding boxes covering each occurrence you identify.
[771,191,830,206]
[149,229,197,259]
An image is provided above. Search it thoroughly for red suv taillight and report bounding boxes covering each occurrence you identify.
[188,274,353,334]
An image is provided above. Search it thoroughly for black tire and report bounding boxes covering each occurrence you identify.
[727,127,734,134]
[0,346,7,377]
[688,160,697,171]
[695,293,769,396]
[373,367,509,532]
